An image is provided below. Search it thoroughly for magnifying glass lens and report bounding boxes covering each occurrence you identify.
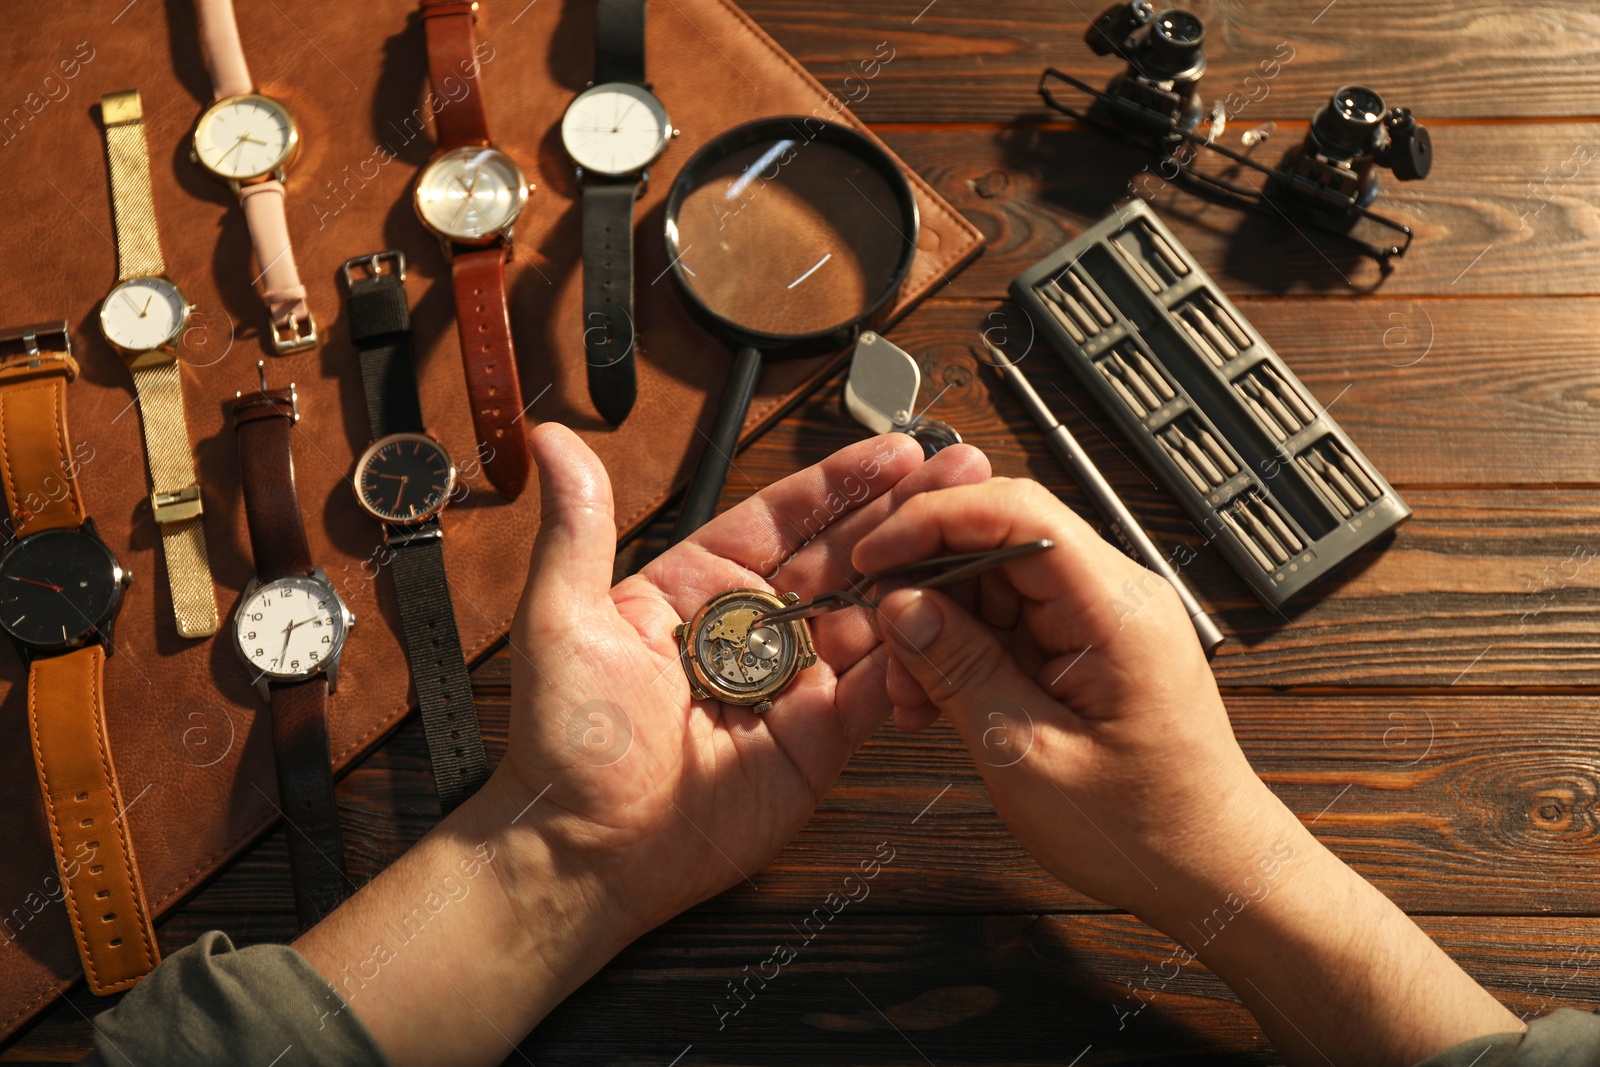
[670,137,911,338]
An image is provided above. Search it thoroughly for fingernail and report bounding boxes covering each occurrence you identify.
[883,590,942,651]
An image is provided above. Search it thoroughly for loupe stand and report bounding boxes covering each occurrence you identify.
[1038,67,1415,268]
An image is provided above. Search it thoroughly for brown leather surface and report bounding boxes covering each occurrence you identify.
[420,0,493,148]
[0,355,86,539]
[451,248,531,497]
[0,0,983,1037]
[27,646,161,995]
[232,386,314,579]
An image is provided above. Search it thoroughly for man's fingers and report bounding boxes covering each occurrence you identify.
[682,434,925,582]
[854,478,1144,653]
[877,587,1077,759]
[518,423,618,630]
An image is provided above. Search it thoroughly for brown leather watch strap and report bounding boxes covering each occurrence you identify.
[230,383,350,928]
[420,0,492,149]
[451,248,530,497]
[268,678,349,926]
[28,646,160,994]
[231,387,314,579]
[0,325,85,539]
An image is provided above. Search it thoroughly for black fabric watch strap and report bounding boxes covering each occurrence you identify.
[348,263,424,439]
[595,0,648,85]
[582,179,639,425]
[342,254,488,815]
[385,526,487,812]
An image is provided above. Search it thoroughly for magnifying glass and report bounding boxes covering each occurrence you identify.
[663,116,920,541]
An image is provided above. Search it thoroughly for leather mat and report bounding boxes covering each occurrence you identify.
[0,0,983,1038]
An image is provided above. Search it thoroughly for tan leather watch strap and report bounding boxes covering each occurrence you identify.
[420,0,492,148]
[0,330,84,540]
[451,248,530,497]
[99,91,165,282]
[127,361,219,638]
[28,645,160,994]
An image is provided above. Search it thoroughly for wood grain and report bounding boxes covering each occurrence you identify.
[744,0,1600,123]
[5,2,1595,1065]
[873,124,1600,296]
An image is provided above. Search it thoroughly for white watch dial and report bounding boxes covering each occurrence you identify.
[562,83,671,176]
[414,147,529,243]
[99,277,187,353]
[235,576,348,681]
[194,94,296,180]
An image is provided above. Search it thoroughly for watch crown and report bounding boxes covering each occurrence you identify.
[188,149,199,163]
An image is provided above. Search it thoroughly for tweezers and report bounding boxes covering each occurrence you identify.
[752,539,1054,626]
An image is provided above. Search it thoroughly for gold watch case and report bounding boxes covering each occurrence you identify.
[191,93,301,185]
[673,588,818,713]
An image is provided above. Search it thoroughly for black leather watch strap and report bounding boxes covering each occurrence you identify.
[385,525,487,811]
[347,257,425,439]
[342,254,488,814]
[582,180,639,425]
[595,0,648,84]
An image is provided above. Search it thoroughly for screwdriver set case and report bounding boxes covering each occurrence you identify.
[1011,200,1410,607]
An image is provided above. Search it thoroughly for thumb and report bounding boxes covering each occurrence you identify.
[877,588,1061,766]
[518,422,617,629]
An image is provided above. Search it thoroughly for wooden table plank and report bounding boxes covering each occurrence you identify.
[869,300,1600,484]
[146,677,1600,922]
[871,124,1600,296]
[10,907,1594,1065]
[745,0,1600,123]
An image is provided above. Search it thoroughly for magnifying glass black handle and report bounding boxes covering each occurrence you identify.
[672,345,764,542]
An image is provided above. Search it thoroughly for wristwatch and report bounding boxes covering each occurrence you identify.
[560,0,675,425]
[414,0,535,499]
[190,0,317,353]
[0,322,158,994]
[231,363,355,927]
[674,589,817,713]
[342,251,488,814]
[96,90,221,641]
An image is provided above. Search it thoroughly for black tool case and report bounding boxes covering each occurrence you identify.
[1011,199,1410,608]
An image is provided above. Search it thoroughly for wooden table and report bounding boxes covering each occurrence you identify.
[10,1,1600,1062]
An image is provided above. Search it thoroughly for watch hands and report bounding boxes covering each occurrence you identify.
[276,616,315,664]
[217,134,250,164]
[119,290,146,317]
[10,575,63,593]
[392,474,409,514]
[140,293,154,317]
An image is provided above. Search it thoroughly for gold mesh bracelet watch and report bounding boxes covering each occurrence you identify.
[97,90,220,639]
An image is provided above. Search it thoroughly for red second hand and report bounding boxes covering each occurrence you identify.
[11,576,63,592]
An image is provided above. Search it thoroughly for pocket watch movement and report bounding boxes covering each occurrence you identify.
[674,589,817,713]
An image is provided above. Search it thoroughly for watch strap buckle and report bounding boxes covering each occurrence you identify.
[0,321,78,383]
[233,361,300,423]
[342,250,407,288]
[270,311,318,354]
[151,483,204,524]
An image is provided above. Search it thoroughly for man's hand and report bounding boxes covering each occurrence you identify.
[855,477,1523,1066]
[855,477,1277,921]
[298,424,988,1067]
[497,423,990,929]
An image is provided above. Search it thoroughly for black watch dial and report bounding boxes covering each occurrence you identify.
[354,433,457,524]
[0,528,123,651]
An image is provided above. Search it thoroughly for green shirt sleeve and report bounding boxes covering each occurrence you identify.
[76,930,390,1067]
[1413,1009,1600,1067]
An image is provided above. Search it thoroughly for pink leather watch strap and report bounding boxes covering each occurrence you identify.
[239,181,311,337]
[195,0,254,100]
